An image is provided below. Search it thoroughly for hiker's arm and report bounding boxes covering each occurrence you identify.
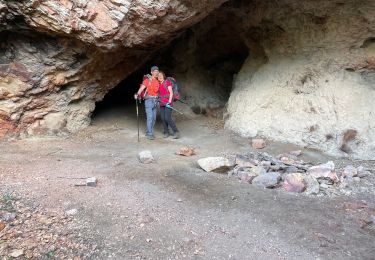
[137,84,146,96]
[168,85,173,104]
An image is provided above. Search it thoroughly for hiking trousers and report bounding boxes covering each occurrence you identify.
[145,97,157,136]
[160,106,179,134]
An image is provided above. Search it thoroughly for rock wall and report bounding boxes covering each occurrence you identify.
[0,0,226,137]
[226,0,375,159]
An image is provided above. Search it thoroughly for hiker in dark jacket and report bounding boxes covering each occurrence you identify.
[158,71,180,139]
[134,66,159,140]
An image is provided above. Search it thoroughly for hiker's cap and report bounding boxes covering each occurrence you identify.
[151,66,159,72]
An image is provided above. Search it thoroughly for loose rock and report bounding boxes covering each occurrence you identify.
[176,147,196,156]
[138,150,154,164]
[252,172,281,188]
[307,161,338,182]
[251,139,266,149]
[198,157,235,173]
[86,177,97,187]
[10,249,24,258]
[304,175,320,195]
[283,173,306,193]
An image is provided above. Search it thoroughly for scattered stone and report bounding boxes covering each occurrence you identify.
[289,150,302,157]
[235,155,256,168]
[307,161,338,182]
[280,156,295,165]
[353,177,361,182]
[3,212,16,222]
[138,150,154,164]
[283,173,306,193]
[250,166,267,175]
[251,138,266,149]
[252,172,281,188]
[0,220,5,231]
[304,175,320,195]
[197,157,235,173]
[238,170,258,183]
[358,170,371,178]
[65,209,78,216]
[86,177,97,187]
[176,147,196,156]
[260,161,271,167]
[320,183,329,189]
[10,249,24,258]
[285,166,299,174]
[342,165,357,178]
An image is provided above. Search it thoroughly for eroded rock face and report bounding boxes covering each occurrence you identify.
[0,0,226,137]
[225,0,375,159]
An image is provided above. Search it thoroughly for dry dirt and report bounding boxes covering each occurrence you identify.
[1,104,374,259]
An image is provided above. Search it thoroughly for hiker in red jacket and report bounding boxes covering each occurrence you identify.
[158,71,180,139]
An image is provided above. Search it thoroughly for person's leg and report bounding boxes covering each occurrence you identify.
[159,106,169,137]
[165,107,179,138]
[151,98,157,134]
[144,99,154,138]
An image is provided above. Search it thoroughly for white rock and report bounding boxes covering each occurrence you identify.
[138,150,154,164]
[197,157,235,173]
[66,209,78,215]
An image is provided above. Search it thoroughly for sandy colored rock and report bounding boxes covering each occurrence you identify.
[197,157,235,173]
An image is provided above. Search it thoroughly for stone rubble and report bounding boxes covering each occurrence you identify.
[198,150,374,196]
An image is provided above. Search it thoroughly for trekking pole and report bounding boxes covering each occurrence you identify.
[158,99,184,114]
[136,98,140,142]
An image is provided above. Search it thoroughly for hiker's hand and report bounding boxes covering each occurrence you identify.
[134,94,138,100]
[166,103,171,108]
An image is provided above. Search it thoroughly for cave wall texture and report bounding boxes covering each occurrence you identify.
[0,0,375,159]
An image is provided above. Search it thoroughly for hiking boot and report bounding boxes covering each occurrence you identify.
[163,133,169,138]
[172,132,180,139]
[147,135,155,140]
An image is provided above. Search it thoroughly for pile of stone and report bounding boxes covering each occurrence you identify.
[197,151,373,196]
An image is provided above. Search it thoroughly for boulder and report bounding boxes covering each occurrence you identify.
[252,172,281,189]
[198,157,235,173]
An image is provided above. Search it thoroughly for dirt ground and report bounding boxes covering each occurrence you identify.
[1,104,375,260]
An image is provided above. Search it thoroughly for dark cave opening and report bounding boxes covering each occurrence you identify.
[92,3,249,121]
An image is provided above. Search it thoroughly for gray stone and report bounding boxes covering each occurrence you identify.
[3,213,16,222]
[342,165,357,178]
[303,175,320,195]
[238,170,258,183]
[86,177,97,187]
[252,172,281,188]
[138,150,154,164]
[198,157,235,173]
[250,166,267,175]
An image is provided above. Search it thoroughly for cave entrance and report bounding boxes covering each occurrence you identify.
[92,3,249,127]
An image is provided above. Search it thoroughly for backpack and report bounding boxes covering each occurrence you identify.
[163,77,181,102]
[139,74,152,99]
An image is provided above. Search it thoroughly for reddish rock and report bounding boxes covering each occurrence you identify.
[251,139,266,149]
[283,173,306,193]
[307,161,338,182]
